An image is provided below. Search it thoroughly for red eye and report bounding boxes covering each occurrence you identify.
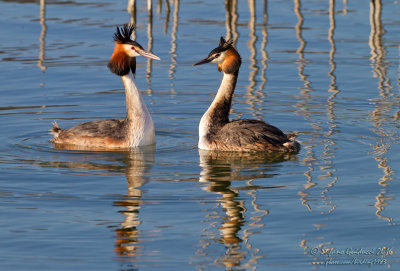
[131,47,136,51]
[215,53,220,58]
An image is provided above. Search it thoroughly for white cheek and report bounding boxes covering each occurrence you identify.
[123,44,139,57]
[211,52,226,64]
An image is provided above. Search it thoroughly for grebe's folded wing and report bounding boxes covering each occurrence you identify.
[216,119,292,152]
[60,119,126,139]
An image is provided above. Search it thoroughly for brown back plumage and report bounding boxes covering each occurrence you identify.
[205,119,299,152]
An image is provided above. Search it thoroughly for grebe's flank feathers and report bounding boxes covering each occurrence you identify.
[207,119,297,152]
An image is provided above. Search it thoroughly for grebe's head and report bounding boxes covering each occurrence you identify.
[193,37,241,74]
[108,24,160,76]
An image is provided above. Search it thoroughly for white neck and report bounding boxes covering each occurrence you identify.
[198,72,237,149]
[121,71,155,146]
[209,72,236,111]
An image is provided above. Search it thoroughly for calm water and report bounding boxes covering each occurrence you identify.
[1,0,400,270]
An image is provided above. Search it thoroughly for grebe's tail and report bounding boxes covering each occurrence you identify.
[50,121,62,137]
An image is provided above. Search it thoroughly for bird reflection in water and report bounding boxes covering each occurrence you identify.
[50,143,155,259]
[113,146,155,259]
[196,149,296,270]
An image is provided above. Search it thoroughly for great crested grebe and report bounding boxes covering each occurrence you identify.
[193,37,300,152]
[51,24,160,149]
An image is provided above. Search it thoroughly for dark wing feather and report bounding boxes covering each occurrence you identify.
[60,119,127,140]
[211,119,292,152]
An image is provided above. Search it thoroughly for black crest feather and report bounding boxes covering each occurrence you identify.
[113,24,135,44]
[208,36,234,57]
[219,37,233,50]
[108,24,138,76]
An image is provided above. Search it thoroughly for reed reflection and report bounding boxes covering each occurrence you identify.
[259,0,268,92]
[127,0,155,88]
[296,0,341,262]
[224,0,240,119]
[146,0,154,86]
[169,0,179,88]
[328,0,339,103]
[294,0,311,93]
[246,0,263,120]
[321,0,339,213]
[224,0,239,46]
[369,0,396,224]
[164,0,171,33]
[196,149,294,270]
[295,0,339,212]
[293,0,317,214]
[247,0,258,90]
[225,0,268,120]
[342,0,348,15]
[127,0,137,40]
[38,0,47,72]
